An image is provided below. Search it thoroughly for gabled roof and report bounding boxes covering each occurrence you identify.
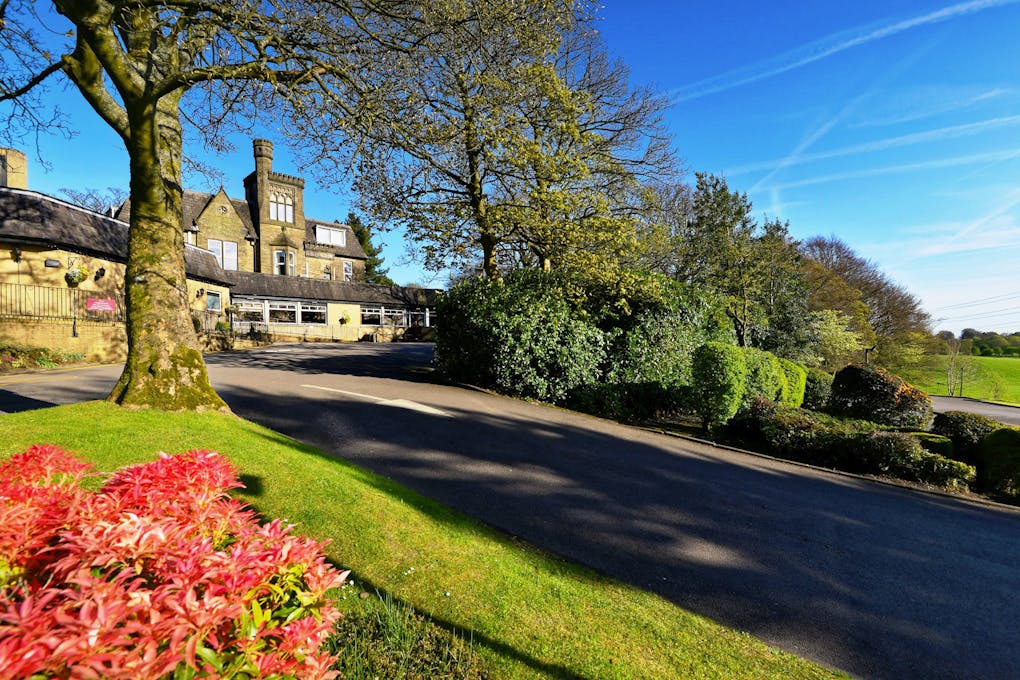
[116,190,257,241]
[225,271,437,307]
[0,187,231,286]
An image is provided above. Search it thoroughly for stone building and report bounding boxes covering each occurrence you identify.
[0,142,436,359]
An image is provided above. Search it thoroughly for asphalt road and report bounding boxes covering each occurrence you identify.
[932,395,1020,426]
[2,344,1019,679]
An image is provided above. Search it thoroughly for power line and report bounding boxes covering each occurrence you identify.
[933,291,1020,311]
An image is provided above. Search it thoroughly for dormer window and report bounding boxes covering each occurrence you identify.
[315,225,346,247]
[269,192,294,223]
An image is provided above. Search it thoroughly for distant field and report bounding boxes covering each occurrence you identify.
[899,355,1020,405]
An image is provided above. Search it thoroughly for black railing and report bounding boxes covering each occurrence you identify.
[0,282,125,323]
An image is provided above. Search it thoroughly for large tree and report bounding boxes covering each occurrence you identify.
[0,0,370,409]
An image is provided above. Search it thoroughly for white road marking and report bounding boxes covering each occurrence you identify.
[301,384,450,417]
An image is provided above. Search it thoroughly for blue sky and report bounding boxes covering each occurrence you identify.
[12,0,1020,332]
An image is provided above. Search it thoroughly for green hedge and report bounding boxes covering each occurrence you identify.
[932,411,1001,464]
[829,365,933,429]
[740,348,786,410]
[692,342,747,429]
[802,368,833,411]
[977,428,1020,497]
[727,399,975,489]
[778,358,807,408]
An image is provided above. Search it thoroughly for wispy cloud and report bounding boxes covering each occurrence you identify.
[754,147,1020,192]
[674,0,1020,102]
[728,114,1020,175]
[849,87,1012,127]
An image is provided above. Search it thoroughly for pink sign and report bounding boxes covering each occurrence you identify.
[86,298,118,312]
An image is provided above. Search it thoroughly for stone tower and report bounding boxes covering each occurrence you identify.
[243,139,306,275]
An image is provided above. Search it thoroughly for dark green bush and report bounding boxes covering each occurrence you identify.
[740,348,786,409]
[977,428,1020,497]
[932,411,1000,463]
[691,342,747,429]
[567,382,687,422]
[727,401,975,489]
[911,432,954,458]
[435,271,606,402]
[802,368,833,411]
[829,365,933,429]
[778,358,807,408]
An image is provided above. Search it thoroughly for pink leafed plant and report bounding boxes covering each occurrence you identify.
[0,445,348,679]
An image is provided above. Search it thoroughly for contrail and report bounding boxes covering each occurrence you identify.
[674,0,1020,102]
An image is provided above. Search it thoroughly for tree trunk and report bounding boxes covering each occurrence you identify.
[107,95,227,411]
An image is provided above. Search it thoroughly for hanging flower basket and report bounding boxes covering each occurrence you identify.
[64,266,90,287]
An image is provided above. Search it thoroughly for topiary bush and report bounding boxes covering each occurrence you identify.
[777,358,807,408]
[0,445,347,679]
[911,432,955,458]
[932,411,1001,464]
[691,342,747,430]
[828,364,933,429]
[977,428,1020,497]
[740,348,786,409]
[802,368,833,411]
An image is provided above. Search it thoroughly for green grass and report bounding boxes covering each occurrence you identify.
[0,402,842,679]
[898,355,1020,405]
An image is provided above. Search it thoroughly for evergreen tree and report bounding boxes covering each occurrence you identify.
[347,212,395,286]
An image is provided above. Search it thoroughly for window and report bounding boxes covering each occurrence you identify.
[274,249,287,275]
[361,305,382,326]
[207,239,238,270]
[234,300,265,322]
[343,260,354,282]
[288,251,296,276]
[322,266,332,280]
[315,225,346,247]
[268,301,297,323]
[206,290,222,312]
[300,303,327,324]
[360,305,409,326]
[269,192,294,223]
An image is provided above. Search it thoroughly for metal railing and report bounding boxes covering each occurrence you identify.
[0,282,125,323]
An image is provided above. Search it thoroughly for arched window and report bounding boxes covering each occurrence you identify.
[269,192,294,223]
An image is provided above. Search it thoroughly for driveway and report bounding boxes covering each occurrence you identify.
[932,395,1020,426]
[2,343,1019,679]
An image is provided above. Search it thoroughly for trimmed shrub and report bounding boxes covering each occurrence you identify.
[778,358,807,408]
[0,445,347,679]
[803,368,833,411]
[435,271,606,402]
[828,364,933,429]
[740,348,786,409]
[727,402,975,489]
[977,428,1020,497]
[911,432,955,458]
[567,381,687,422]
[692,342,747,429]
[932,411,1001,464]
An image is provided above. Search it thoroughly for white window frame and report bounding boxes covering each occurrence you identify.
[315,225,347,247]
[269,193,294,223]
[274,249,287,276]
[288,251,296,276]
[207,239,238,271]
[343,260,354,282]
[206,290,222,312]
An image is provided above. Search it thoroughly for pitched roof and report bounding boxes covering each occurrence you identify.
[116,190,257,241]
[304,220,368,260]
[0,187,231,286]
[225,271,437,307]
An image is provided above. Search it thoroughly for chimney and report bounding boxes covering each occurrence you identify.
[0,148,28,189]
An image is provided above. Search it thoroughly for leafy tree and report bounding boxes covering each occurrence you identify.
[806,309,865,373]
[671,173,808,351]
[346,212,394,286]
[0,0,376,409]
[802,236,930,366]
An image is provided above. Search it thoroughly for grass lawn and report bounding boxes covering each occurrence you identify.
[898,355,1020,405]
[0,401,842,679]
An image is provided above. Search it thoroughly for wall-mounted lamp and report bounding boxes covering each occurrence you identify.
[196,288,205,298]
[94,266,106,281]
[11,247,21,263]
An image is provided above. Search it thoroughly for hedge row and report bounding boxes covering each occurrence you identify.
[691,342,808,429]
[727,399,976,489]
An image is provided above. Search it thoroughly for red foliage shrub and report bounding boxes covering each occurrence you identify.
[0,446,347,679]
